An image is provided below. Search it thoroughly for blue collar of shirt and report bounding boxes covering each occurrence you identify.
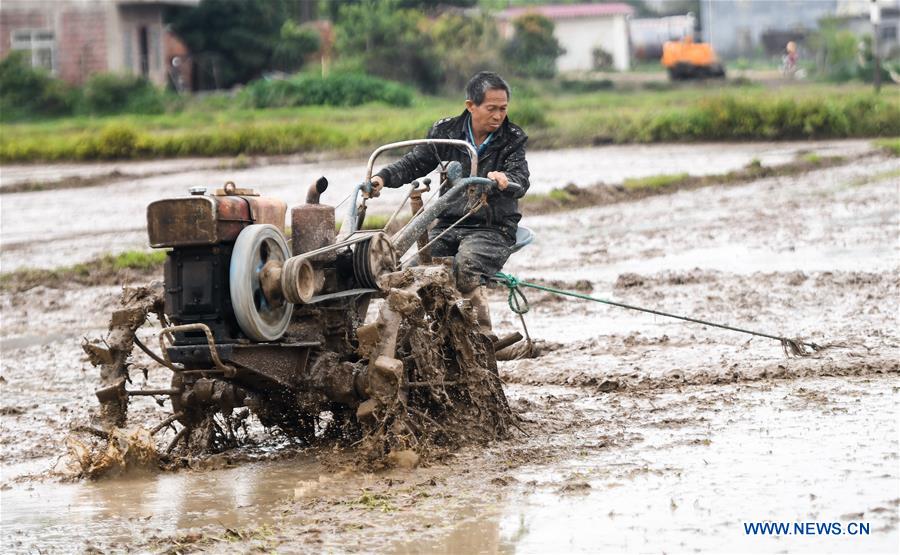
[466,115,494,156]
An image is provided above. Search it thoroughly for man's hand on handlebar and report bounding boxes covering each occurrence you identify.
[366,176,385,198]
[487,171,508,191]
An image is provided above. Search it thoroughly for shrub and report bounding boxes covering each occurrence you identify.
[509,99,548,128]
[503,13,565,79]
[0,52,74,120]
[243,72,413,108]
[809,22,859,82]
[630,93,900,142]
[80,73,166,114]
[94,124,140,158]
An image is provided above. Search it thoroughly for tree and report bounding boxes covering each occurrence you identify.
[431,11,502,92]
[502,13,565,79]
[334,0,442,92]
[166,0,297,89]
[324,0,477,20]
[271,19,321,73]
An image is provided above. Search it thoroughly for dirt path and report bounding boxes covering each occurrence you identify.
[1,149,897,553]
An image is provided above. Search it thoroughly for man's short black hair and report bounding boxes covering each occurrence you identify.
[466,71,511,106]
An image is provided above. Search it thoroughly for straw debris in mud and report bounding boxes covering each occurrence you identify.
[63,427,159,479]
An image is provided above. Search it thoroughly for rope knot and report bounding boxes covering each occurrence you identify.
[494,272,529,314]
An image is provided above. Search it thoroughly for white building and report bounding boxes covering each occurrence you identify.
[499,3,634,72]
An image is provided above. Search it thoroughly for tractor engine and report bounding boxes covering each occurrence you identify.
[143,178,396,439]
[147,182,289,345]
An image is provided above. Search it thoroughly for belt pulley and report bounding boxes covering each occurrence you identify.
[352,233,397,289]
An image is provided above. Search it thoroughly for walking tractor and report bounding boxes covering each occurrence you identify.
[83,139,824,464]
[84,140,530,460]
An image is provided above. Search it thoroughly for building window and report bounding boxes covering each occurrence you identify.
[11,29,56,73]
[150,26,161,71]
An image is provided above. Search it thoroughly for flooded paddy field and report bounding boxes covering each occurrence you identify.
[0,139,874,271]
[1,142,898,553]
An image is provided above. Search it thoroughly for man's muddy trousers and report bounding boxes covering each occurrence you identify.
[428,226,515,332]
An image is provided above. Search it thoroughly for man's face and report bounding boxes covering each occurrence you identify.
[466,89,509,136]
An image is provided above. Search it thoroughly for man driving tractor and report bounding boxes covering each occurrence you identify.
[370,71,530,337]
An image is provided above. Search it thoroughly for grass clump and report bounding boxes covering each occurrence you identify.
[623,173,689,191]
[520,185,578,209]
[846,167,900,188]
[802,153,822,164]
[0,250,166,293]
[105,250,167,271]
[874,137,900,156]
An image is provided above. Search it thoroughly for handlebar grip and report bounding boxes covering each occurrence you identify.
[493,180,523,195]
[504,181,524,195]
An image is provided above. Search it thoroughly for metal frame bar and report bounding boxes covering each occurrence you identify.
[339,140,479,240]
[159,323,236,377]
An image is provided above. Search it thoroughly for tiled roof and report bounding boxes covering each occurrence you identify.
[500,3,635,20]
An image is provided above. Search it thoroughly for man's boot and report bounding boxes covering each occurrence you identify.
[464,286,497,342]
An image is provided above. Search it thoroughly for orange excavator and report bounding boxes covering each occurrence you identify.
[662,36,726,80]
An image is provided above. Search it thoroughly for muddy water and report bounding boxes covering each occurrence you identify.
[2,457,319,551]
[405,378,899,554]
[0,139,875,271]
[1,148,898,552]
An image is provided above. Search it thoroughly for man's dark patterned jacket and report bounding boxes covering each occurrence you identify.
[374,110,530,239]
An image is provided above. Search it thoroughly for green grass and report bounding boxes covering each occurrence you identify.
[519,187,577,210]
[874,137,900,156]
[0,250,167,292]
[547,189,575,202]
[623,172,690,191]
[802,153,822,164]
[106,250,167,270]
[847,167,900,187]
[1,83,898,162]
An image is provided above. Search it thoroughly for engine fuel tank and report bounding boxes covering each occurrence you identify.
[147,186,286,248]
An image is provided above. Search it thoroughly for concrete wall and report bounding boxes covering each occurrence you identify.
[554,15,631,72]
[700,0,839,59]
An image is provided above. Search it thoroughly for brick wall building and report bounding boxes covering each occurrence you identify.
[0,0,198,86]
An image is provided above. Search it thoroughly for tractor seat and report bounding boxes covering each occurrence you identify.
[511,226,534,254]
